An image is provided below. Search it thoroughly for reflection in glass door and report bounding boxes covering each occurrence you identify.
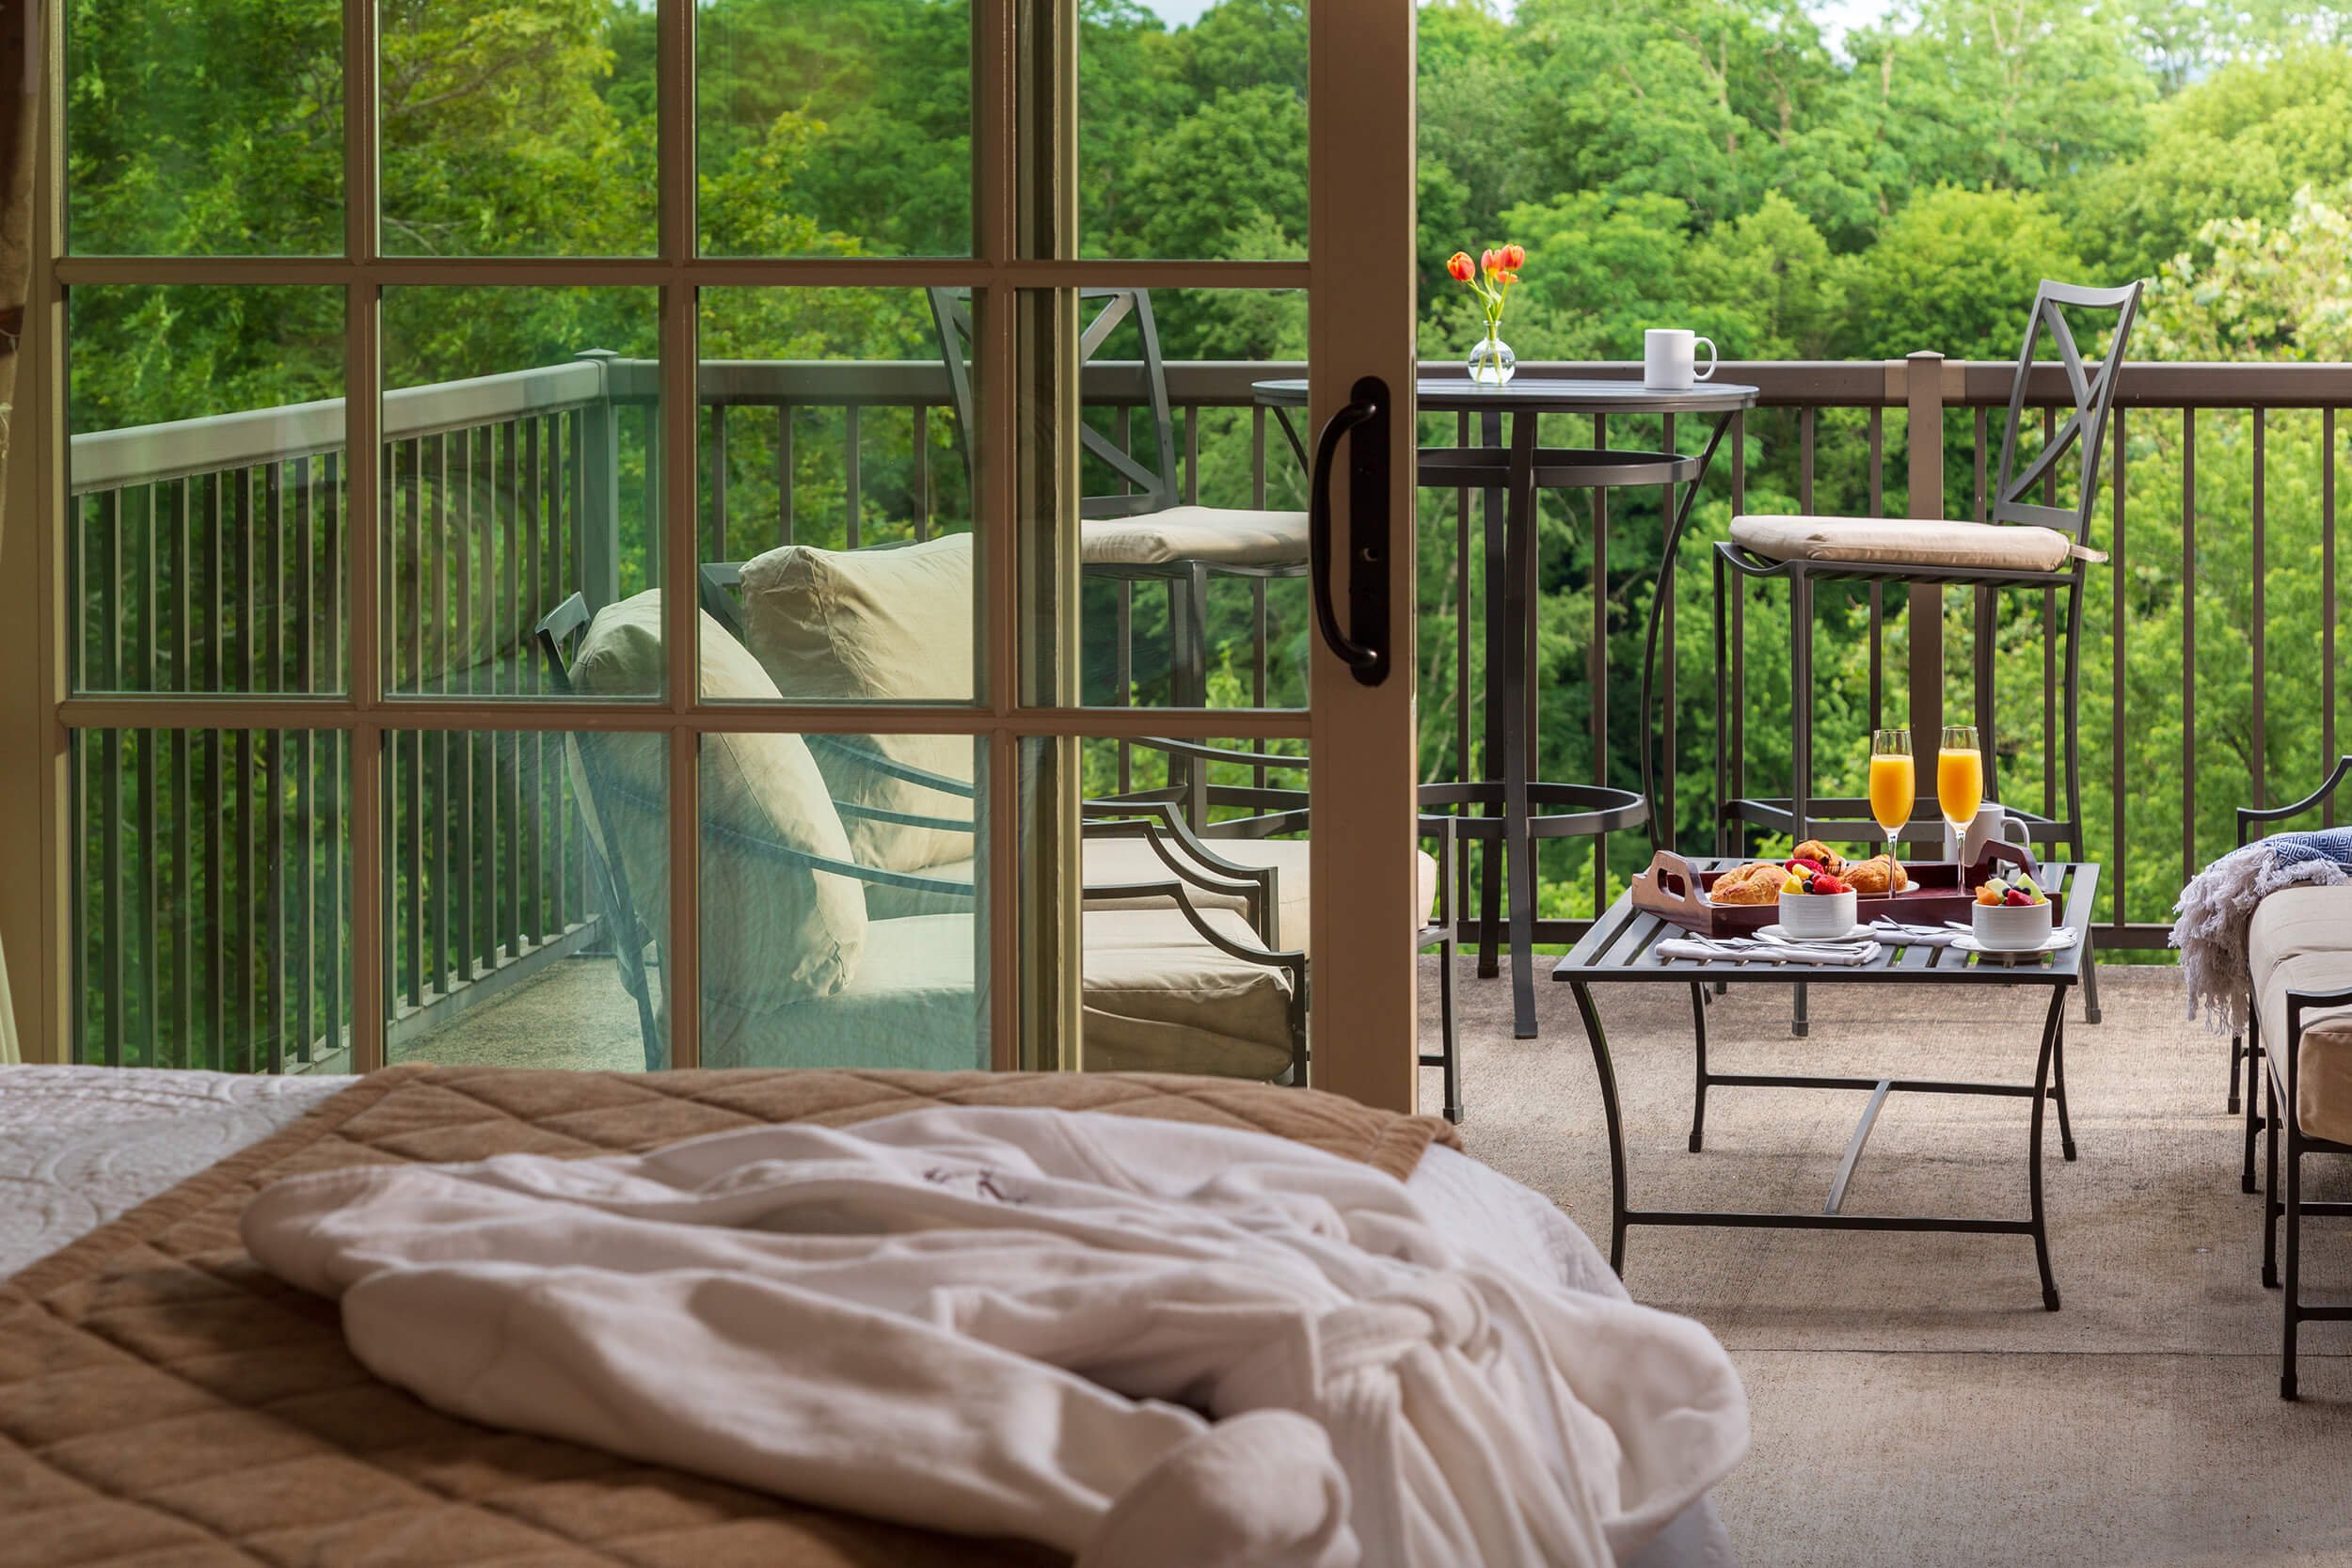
[14,0,1423,1109]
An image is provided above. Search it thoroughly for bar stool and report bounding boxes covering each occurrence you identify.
[1417,438,1695,1012]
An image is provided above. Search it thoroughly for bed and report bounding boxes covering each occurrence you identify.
[0,1064,1736,1565]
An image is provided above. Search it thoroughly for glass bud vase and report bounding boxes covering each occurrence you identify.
[1467,331,1516,387]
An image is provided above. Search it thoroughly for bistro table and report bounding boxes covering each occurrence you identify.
[1550,858,2099,1309]
[1254,376,1760,1037]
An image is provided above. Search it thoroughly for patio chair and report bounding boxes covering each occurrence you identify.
[1715,279,2141,868]
[697,534,1466,1119]
[2234,757,2352,1399]
[928,286,1308,714]
[534,588,1317,1084]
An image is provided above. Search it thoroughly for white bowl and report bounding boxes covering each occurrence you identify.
[1777,887,1858,939]
[1972,898,2054,951]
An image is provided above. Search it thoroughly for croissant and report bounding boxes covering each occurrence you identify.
[1709,862,1788,905]
[1791,839,1846,873]
[1844,854,1911,895]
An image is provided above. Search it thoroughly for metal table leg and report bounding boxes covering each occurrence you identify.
[1502,412,1540,1037]
[1688,981,1708,1153]
[2028,985,2063,1310]
[1567,978,1633,1274]
[1478,409,1506,982]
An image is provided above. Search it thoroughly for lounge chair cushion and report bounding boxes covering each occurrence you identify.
[700,908,1295,1082]
[568,590,866,1010]
[1082,505,1308,568]
[2248,885,2352,996]
[1729,515,2074,574]
[866,836,1440,958]
[739,534,977,873]
[2258,946,2352,1146]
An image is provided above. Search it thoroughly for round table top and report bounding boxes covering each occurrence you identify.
[1250,376,1759,415]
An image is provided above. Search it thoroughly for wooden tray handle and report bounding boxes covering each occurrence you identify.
[1633,848,1709,914]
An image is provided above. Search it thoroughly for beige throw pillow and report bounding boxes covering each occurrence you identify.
[738,533,979,873]
[566,591,866,1010]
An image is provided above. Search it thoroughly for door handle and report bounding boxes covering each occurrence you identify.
[1308,375,1391,687]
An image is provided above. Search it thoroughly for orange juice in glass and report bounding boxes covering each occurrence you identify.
[1937,725,1984,844]
[1869,729,1913,873]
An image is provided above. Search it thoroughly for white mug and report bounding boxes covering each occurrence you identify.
[1644,329,1718,391]
[1946,803,2036,874]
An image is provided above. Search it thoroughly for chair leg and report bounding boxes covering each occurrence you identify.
[2263,1070,2280,1291]
[2282,1129,2302,1400]
[2229,1030,2244,1117]
[1439,933,1461,1125]
[2078,935,2102,1024]
[2243,1013,2264,1196]
[2061,579,2088,868]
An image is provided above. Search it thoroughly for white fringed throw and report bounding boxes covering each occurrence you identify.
[2172,829,2352,1030]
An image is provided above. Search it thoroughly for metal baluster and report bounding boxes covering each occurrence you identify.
[2327,409,2339,830]
[846,405,863,549]
[709,403,729,564]
[2184,413,2198,876]
[2252,410,2265,809]
[2113,407,2128,932]
[295,456,316,1064]
[1867,407,1883,729]
[1591,412,1608,915]
[778,407,795,546]
[265,466,286,1071]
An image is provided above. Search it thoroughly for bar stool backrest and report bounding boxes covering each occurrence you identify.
[929,286,1183,520]
[1989,279,2143,548]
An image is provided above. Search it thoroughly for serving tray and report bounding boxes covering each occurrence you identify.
[1629,844,2057,938]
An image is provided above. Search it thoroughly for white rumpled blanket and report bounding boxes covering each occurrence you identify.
[2172,829,2352,1029]
[242,1106,1747,1568]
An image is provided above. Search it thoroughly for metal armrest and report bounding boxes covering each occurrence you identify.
[2238,755,2352,847]
[1084,799,1279,937]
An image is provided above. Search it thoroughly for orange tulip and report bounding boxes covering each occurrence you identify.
[1446,251,1476,283]
[1496,271,1520,285]
[1502,243,1527,271]
[1481,247,1502,275]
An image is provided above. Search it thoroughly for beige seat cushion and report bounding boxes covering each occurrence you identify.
[738,534,978,873]
[1730,515,2074,574]
[1082,505,1307,568]
[2259,946,2352,1145]
[701,907,1296,1082]
[864,836,1440,958]
[2249,885,2352,996]
[568,591,866,1011]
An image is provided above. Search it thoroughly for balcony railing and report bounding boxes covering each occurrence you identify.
[64,352,2350,1069]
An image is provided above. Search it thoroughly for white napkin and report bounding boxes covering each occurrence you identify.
[1655,936,1883,967]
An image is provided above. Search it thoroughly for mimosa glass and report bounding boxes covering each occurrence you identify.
[1938,724,1984,852]
[1869,728,1914,877]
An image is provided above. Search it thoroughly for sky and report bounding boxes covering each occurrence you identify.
[1138,0,1888,50]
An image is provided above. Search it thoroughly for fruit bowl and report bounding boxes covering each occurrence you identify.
[1971,871,2053,951]
[1778,887,1859,939]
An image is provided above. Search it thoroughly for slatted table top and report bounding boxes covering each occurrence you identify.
[1551,859,2101,986]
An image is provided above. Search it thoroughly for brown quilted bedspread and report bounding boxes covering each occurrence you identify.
[1,1064,1459,1567]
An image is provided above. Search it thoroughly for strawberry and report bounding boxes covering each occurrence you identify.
[1789,857,1824,875]
[1813,874,1848,895]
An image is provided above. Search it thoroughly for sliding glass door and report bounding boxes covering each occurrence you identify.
[4,0,1423,1109]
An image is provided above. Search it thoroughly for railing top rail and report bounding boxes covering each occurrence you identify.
[71,354,2352,498]
[69,358,613,496]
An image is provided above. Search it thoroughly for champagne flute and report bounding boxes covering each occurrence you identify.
[1937,723,1985,862]
[1868,728,1914,884]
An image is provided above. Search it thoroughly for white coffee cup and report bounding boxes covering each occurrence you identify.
[1644,329,1718,391]
[1945,803,2035,873]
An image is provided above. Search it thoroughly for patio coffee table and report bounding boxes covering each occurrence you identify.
[1551,858,2099,1309]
